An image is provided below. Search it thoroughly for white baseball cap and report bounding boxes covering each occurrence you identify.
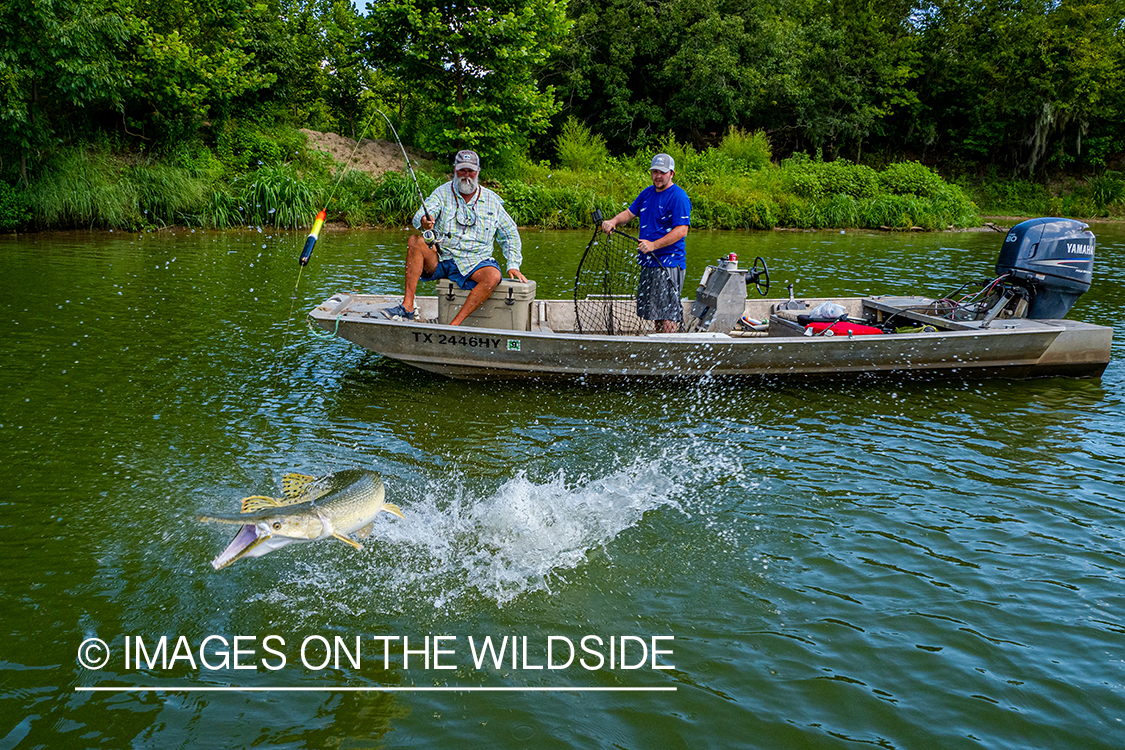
[650,153,675,172]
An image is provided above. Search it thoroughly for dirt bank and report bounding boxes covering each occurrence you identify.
[299,128,435,178]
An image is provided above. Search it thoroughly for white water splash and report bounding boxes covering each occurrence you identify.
[254,457,684,617]
[382,458,682,606]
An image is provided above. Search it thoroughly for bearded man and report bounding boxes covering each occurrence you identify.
[381,149,527,324]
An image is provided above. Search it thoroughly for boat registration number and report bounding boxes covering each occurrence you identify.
[413,332,505,350]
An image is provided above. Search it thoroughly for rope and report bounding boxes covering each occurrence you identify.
[306,313,344,339]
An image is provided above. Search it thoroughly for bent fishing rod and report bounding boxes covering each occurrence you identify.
[373,108,439,249]
[277,111,440,377]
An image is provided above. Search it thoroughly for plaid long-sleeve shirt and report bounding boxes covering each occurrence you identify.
[412,182,522,275]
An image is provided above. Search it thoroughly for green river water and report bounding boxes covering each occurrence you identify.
[1,221,1123,749]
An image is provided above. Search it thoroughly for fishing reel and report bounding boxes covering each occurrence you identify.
[421,228,437,246]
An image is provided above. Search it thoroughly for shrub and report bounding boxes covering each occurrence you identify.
[555,117,610,171]
[718,126,772,171]
[878,161,945,197]
[0,182,32,231]
[779,153,880,200]
[216,122,309,173]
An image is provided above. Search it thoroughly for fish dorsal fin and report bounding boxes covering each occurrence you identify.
[282,473,318,499]
[240,495,285,513]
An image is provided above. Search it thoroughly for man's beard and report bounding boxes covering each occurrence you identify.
[455,175,479,195]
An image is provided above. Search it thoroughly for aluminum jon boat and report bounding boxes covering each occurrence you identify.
[308,218,1112,381]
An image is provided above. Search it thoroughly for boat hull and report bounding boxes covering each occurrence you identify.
[308,294,1112,382]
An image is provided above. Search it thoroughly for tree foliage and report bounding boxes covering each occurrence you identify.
[0,0,1122,186]
[361,0,570,165]
[549,0,1124,173]
[911,0,1125,173]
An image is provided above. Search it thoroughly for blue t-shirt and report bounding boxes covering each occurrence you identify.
[628,183,692,268]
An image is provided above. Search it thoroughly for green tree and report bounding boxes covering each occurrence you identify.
[780,0,920,161]
[320,0,369,137]
[911,0,1125,174]
[0,0,278,181]
[549,0,920,157]
[0,0,132,180]
[361,0,570,163]
[122,0,276,140]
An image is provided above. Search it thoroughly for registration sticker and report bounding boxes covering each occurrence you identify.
[507,339,521,352]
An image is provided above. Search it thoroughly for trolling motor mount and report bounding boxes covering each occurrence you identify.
[691,254,770,332]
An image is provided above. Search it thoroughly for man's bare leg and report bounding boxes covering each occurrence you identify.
[450,265,502,326]
[402,234,439,312]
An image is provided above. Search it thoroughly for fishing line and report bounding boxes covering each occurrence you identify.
[273,109,382,378]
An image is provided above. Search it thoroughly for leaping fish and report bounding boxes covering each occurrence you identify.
[199,469,403,570]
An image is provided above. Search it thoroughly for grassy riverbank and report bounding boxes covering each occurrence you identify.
[2,122,1122,233]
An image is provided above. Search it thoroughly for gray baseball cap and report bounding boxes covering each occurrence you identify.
[650,153,675,172]
[454,150,481,171]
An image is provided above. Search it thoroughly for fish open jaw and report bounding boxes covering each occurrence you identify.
[212,524,267,570]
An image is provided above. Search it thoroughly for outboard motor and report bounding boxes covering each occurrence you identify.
[995,217,1095,319]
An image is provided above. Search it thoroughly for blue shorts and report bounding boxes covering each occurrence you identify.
[420,258,501,290]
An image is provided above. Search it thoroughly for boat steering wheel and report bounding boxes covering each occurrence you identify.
[747,257,770,296]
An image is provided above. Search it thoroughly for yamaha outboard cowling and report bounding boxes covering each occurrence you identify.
[995,217,1095,319]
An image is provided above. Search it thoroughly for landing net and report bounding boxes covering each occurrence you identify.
[573,227,648,336]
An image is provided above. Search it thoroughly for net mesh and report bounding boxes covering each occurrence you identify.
[573,227,650,335]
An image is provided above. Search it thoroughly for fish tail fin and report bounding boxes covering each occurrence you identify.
[382,503,405,519]
[333,533,363,551]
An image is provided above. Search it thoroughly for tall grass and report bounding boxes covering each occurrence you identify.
[131,161,208,226]
[1089,170,1125,211]
[22,125,994,231]
[232,163,320,229]
[27,150,139,228]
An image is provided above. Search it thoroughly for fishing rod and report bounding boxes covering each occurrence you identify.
[294,108,435,284]
[293,108,435,292]
[372,108,438,248]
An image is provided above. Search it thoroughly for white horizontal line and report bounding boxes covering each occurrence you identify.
[76,686,675,693]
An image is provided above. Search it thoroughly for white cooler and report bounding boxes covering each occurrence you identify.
[435,278,537,330]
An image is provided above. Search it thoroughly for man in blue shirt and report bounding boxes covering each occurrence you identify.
[599,153,692,333]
